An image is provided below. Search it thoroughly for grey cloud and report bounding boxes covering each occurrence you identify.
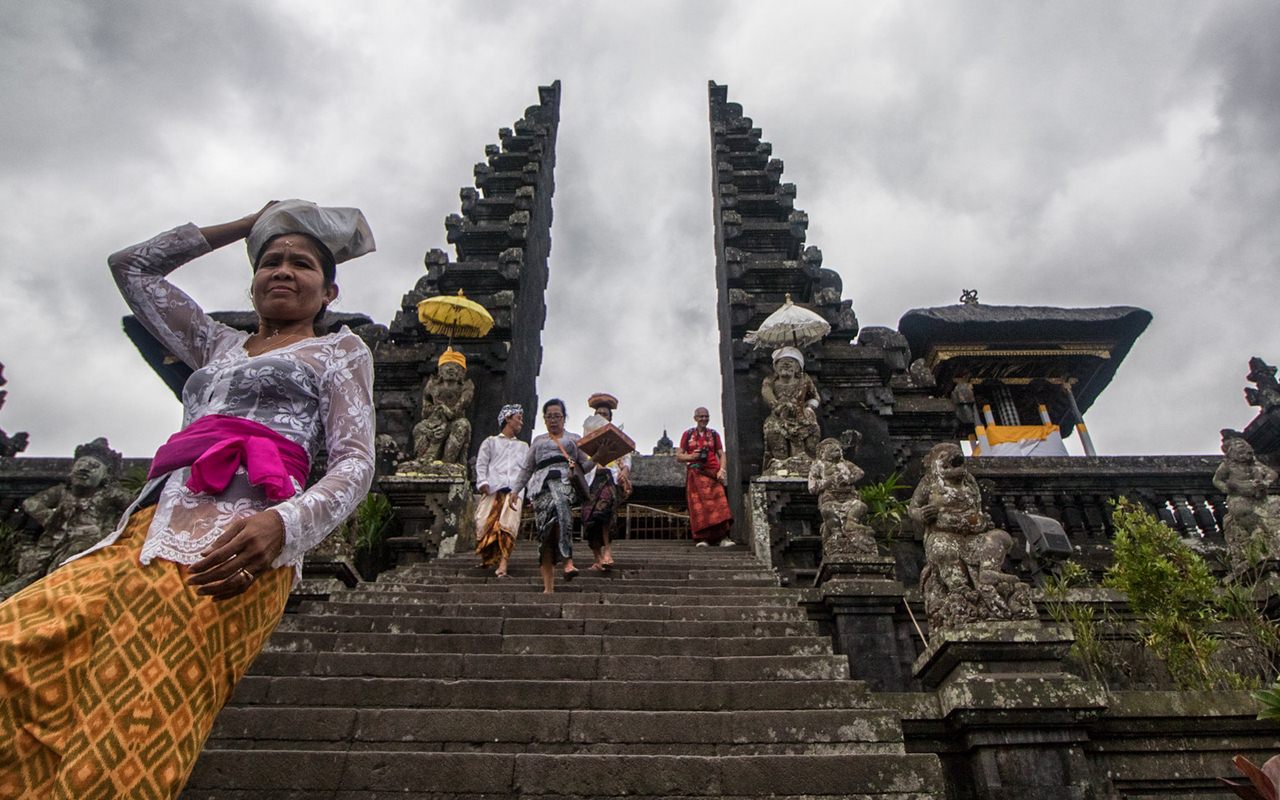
[2,1,1276,460]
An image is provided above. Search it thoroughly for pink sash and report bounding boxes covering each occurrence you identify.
[148,414,310,501]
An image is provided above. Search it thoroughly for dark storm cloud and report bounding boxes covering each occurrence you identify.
[1,1,1276,460]
[0,1,334,175]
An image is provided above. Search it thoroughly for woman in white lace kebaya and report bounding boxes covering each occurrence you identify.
[0,200,377,799]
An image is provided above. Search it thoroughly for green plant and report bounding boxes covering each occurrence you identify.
[1256,676,1280,722]
[350,492,393,555]
[860,472,909,537]
[1043,560,1120,685]
[118,465,150,496]
[1103,498,1227,690]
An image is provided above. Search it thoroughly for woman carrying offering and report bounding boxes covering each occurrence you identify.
[0,199,376,799]
[474,404,529,578]
[510,398,594,594]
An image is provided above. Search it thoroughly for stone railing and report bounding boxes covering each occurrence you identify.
[967,455,1232,572]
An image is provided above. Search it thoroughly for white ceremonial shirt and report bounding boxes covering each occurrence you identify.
[475,434,530,495]
[75,224,376,583]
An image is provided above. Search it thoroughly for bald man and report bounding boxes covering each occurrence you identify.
[675,407,734,546]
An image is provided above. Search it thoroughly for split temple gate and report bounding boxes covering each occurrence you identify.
[1,80,1278,798]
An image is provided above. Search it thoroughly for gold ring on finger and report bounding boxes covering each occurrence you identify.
[237,567,255,583]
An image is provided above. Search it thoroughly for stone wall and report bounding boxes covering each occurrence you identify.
[378,81,562,467]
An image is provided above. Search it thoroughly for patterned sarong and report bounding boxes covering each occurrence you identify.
[475,490,520,568]
[532,479,574,564]
[0,505,291,799]
[686,468,733,543]
[582,471,619,550]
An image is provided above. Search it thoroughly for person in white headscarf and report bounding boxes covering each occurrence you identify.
[0,200,376,798]
[474,404,529,577]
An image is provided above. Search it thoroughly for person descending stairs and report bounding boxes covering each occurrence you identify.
[183,540,943,798]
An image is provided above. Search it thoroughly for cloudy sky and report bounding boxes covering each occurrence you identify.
[1,1,1276,460]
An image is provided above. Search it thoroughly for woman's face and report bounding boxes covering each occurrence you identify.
[251,236,337,324]
[543,406,565,435]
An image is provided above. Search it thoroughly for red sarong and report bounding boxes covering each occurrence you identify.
[680,427,732,542]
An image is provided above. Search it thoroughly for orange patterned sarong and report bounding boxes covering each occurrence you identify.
[475,490,519,568]
[0,505,291,799]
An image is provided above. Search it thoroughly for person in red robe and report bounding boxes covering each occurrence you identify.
[676,407,734,546]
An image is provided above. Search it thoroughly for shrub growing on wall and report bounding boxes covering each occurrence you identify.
[1104,498,1227,689]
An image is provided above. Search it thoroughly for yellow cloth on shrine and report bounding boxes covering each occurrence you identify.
[980,424,1068,457]
[0,505,291,800]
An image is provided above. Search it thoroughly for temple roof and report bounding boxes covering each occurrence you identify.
[123,311,375,401]
[897,304,1151,418]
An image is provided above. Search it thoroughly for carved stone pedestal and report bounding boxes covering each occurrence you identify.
[293,527,362,605]
[912,621,1108,800]
[377,473,473,566]
[746,476,818,580]
[817,565,920,691]
[816,549,894,585]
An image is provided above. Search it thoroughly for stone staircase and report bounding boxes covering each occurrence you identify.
[184,541,943,798]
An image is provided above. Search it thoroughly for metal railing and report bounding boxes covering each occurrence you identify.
[622,504,691,540]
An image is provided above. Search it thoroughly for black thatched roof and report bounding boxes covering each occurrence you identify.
[899,304,1151,351]
[123,311,375,400]
[897,304,1152,421]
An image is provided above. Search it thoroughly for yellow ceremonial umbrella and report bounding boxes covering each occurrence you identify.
[416,290,494,345]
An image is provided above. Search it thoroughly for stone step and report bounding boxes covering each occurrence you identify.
[358,578,784,592]
[204,707,906,754]
[336,588,800,604]
[438,545,756,557]
[294,601,810,622]
[249,652,851,681]
[230,678,874,711]
[184,751,944,797]
[393,571,778,585]
[275,613,821,638]
[408,560,765,575]
[261,631,830,657]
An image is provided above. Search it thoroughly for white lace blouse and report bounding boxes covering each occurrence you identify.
[77,223,375,581]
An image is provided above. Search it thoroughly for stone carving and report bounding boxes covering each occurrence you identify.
[0,362,29,457]
[1246,357,1280,414]
[905,358,937,389]
[807,437,877,558]
[909,442,1036,632]
[375,434,404,476]
[1,438,131,597]
[406,350,474,474]
[1212,430,1280,574]
[762,347,820,475]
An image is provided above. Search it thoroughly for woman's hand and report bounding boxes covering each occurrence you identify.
[243,201,277,227]
[199,201,279,251]
[187,509,286,601]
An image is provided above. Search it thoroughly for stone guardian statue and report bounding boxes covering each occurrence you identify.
[408,347,475,470]
[762,346,821,475]
[807,436,877,559]
[909,442,1036,632]
[1212,430,1280,574]
[1,437,131,597]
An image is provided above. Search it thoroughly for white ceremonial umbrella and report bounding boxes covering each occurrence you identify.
[744,294,831,349]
